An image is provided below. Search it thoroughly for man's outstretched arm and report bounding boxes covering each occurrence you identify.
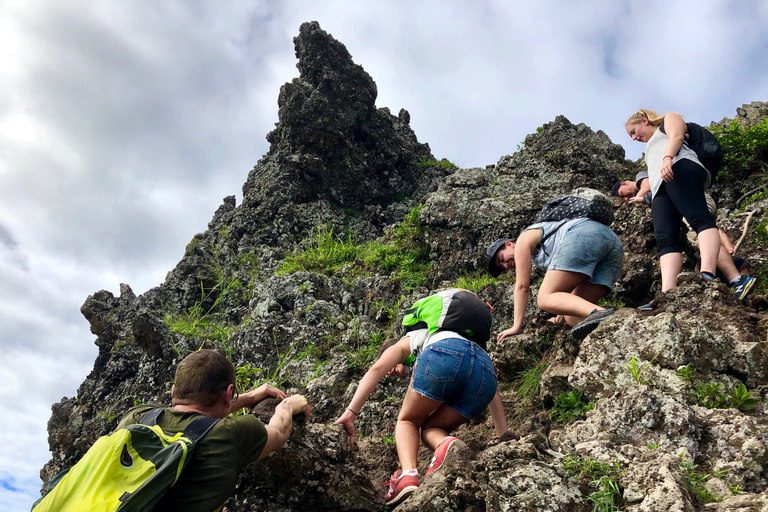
[258,395,311,460]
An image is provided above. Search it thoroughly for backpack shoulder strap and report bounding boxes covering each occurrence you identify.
[536,219,570,252]
[182,416,220,443]
[139,408,165,426]
[137,407,219,443]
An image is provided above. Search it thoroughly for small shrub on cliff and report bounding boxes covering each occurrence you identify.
[730,383,759,410]
[562,455,611,480]
[514,361,548,417]
[236,364,263,393]
[550,391,594,424]
[164,279,241,355]
[678,455,725,503]
[694,382,729,409]
[624,356,653,385]
[231,344,295,415]
[345,332,386,376]
[452,271,498,293]
[709,118,768,180]
[562,456,623,512]
[415,156,457,170]
[279,226,362,275]
[694,382,759,411]
[675,364,694,381]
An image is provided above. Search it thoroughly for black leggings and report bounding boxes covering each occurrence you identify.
[652,159,717,256]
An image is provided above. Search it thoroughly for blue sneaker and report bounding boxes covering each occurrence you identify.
[730,275,756,300]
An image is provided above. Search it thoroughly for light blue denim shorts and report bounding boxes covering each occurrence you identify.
[549,220,624,289]
[411,338,497,419]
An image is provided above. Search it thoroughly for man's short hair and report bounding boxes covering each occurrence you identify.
[172,349,236,407]
[611,181,623,197]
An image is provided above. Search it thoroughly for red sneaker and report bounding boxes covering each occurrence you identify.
[427,436,459,476]
[383,470,419,505]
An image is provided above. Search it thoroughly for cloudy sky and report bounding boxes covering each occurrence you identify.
[1,0,766,509]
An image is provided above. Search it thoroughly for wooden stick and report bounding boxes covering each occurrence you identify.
[736,187,764,208]
[733,209,759,255]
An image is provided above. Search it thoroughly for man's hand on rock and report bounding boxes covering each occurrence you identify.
[281,395,311,420]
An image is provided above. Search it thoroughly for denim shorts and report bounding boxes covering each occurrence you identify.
[411,338,498,419]
[549,220,624,289]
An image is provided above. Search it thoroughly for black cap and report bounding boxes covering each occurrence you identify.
[486,239,513,277]
[611,181,622,197]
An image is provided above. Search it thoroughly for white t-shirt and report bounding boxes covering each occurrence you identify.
[407,328,469,360]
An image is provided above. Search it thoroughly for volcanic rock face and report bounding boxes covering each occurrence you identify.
[40,22,768,512]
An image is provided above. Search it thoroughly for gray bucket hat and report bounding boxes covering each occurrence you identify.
[486,238,513,277]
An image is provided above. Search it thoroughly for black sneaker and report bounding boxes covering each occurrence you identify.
[730,275,756,300]
[571,308,616,340]
[637,300,656,312]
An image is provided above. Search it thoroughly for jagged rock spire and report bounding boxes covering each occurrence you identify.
[244,21,432,208]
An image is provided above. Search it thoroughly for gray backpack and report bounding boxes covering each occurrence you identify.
[537,187,614,226]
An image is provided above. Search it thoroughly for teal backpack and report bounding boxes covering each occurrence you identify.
[32,408,219,512]
[401,288,493,351]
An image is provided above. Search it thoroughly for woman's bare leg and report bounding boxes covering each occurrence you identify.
[395,387,442,470]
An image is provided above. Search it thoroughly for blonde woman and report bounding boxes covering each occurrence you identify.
[625,109,725,307]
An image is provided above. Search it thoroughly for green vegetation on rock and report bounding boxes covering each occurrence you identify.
[164,279,241,357]
[416,156,457,170]
[451,271,498,293]
[279,205,430,289]
[562,456,623,512]
[710,118,768,181]
[550,391,594,424]
[514,360,548,418]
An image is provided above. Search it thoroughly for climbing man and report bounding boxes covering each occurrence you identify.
[118,349,311,512]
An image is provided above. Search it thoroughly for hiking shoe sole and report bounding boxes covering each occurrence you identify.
[637,300,655,312]
[384,470,419,506]
[571,308,616,340]
[427,436,460,476]
[676,272,695,285]
[385,483,418,506]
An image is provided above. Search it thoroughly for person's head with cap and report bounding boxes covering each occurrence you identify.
[486,238,515,277]
[611,180,638,200]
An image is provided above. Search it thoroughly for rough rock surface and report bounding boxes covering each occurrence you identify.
[39,22,768,512]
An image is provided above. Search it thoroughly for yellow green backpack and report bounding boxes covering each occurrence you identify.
[32,408,219,512]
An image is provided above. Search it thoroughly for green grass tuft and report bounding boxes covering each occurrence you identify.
[278,206,431,290]
[452,271,498,293]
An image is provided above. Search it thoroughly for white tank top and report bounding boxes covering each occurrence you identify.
[645,122,710,199]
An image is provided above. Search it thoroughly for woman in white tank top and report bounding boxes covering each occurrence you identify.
[625,109,720,299]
